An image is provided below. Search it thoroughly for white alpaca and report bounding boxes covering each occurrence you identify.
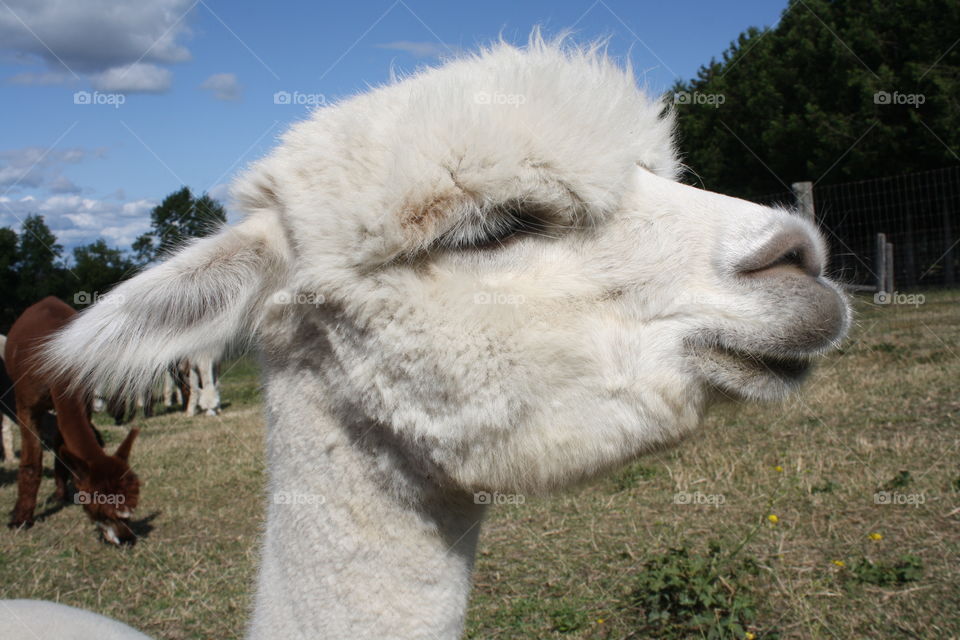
[0,334,15,463]
[184,355,220,417]
[3,36,850,639]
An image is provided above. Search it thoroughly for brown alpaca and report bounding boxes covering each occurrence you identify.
[5,296,140,544]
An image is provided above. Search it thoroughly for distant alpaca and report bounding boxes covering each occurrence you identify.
[0,339,107,471]
[0,335,15,463]
[98,355,220,422]
[5,297,140,544]
[182,355,221,417]
[13,37,848,638]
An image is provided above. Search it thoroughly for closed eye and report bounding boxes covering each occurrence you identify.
[440,203,557,251]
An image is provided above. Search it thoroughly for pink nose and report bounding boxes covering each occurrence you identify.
[736,227,822,278]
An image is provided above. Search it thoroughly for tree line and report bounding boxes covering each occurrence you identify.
[672,0,958,200]
[0,187,225,333]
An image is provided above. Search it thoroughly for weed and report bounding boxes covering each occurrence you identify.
[881,470,912,490]
[612,463,657,492]
[848,555,923,587]
[627,543,764,639]
[811,479,839,494]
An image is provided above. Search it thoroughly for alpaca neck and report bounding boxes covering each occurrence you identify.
[52,392,102,460]
[247,369,485,640]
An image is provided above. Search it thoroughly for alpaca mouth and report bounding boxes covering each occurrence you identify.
[706,345,811,378]
[692,342,814,400]
[96,519,136,546]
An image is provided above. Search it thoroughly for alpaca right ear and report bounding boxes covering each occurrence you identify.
[45,211,290,395]
[114,428,139,462]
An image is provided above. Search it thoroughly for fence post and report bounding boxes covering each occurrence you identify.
[876,233,887,292]
[885,242,895,293]
[791,181,815,223]
[943,207,955,286]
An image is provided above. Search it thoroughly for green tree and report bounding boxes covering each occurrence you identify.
[71,239,136,307]
[133,186,227,264]
[0,227,20,331]
[16,214,66,305]
[672,0,960,199]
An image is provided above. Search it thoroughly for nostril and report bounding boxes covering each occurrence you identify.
[736,229,821,278]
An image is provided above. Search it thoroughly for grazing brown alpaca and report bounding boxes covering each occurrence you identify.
[5,296,140,544]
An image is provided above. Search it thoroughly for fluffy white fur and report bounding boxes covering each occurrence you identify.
[0,600,151,640]
[18,35,849,639]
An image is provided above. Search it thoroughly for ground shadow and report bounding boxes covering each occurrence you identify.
[127,511,160,540]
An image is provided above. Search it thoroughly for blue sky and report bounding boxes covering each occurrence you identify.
[0,0,788,251]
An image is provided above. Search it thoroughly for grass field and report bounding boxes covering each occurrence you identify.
[0,292,957,639]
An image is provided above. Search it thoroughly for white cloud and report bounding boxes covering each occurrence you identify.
[0,192,156,248]
[6,70,73,85]
[48,175,81,194]
[376,41,458,58]
[91,62,172,93]
[0,0,194,91]
[121,199,155,217]
[0,146,89,192]
[200,73,242,101]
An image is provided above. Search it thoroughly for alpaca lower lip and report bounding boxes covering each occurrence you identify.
[694,343,813,398]
[717,347,811,378]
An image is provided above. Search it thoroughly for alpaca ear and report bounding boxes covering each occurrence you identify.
[114,428,139,462]
[45,211,290,395]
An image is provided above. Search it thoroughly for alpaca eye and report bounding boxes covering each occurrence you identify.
[466,205,552,250]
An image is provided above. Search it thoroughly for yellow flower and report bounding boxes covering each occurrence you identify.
[869,532,883,541]
[767,514,779,524]
[832,559,846,567]
[774,465,783,472]
[596,619,605,624]
[745,633,757,640]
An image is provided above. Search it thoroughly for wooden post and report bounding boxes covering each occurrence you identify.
[885,242,895,294]
[791,181,815,223]
[943,207,955,286]
[876,232,887,293]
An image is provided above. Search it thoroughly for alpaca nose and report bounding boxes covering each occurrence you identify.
[735,226,822,278]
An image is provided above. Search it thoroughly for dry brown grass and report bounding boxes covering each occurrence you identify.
[0,293,957,639]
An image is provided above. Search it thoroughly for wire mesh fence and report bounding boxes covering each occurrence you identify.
[754,166,960,296]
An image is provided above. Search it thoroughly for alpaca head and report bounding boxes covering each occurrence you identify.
[47,38,849,498]
[60,428,140,545]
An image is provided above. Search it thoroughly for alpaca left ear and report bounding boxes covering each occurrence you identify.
[58,446,89,482]
[114,428,139,462]
[44,210,291,396]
